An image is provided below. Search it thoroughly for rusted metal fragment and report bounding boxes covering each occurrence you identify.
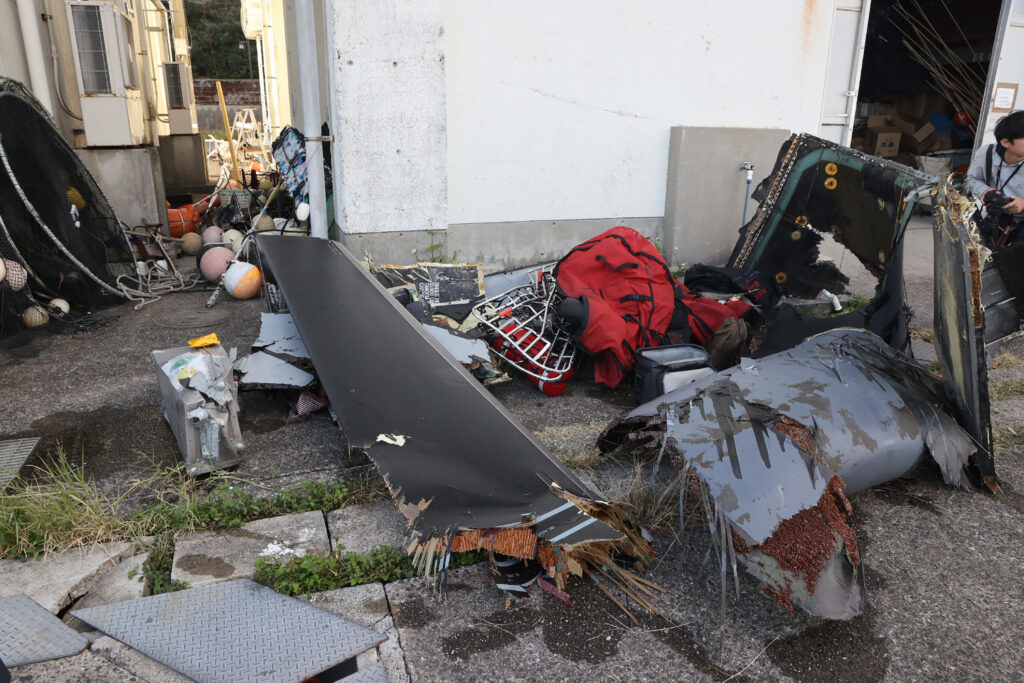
[601,328,975,618]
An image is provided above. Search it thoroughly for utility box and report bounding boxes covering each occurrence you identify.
[151,345,243,475]
[65,0,148,147]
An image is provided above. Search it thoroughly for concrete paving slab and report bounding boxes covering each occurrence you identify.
[0,542,133,614]
[63,552,149,633]
[73,552,148,610]
[7,649,140,682]
[89,636,192,683]
[170,510,330,587]
[327,502,407,555]
[308,583,410,683]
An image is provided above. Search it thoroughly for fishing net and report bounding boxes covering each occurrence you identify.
[0,78,131,337]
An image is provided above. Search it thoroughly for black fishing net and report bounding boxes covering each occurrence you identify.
[0,78,130,337]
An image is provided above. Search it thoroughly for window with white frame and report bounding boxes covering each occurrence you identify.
[70,5,112,94]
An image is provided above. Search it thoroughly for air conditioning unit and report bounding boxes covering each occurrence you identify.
[240,0,264,40]
[66,0,146,146]
[163,61,195,135]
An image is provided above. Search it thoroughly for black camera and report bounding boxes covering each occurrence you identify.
[984,189,1010,215]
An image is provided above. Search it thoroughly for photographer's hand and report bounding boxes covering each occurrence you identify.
[1004,195,1024,214]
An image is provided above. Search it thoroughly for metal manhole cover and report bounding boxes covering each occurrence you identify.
[153,308,232,329]
[0,595,88,666]
[0,437,39,488]
[72,579,386,682]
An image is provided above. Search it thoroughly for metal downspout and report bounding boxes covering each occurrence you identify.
[294,0,327,239]
[16,0,55,115]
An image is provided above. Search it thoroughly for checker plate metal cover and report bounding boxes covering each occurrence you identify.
[0,594,88,666]
[0,437,39,488]
[72,579,386,682]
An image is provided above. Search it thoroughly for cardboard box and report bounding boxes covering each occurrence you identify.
[929,131,955,151]
[865,127,901,158]
[850,136,865,152]
[901,134,934,154]
[868,113,897,129]
[897,92,948,118]
[893,113,936,143]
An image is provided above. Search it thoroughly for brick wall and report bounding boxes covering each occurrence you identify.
[193,79,262,106]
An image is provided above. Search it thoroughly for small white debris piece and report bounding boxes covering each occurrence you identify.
[376,434,407,447]
[259,542,308,559]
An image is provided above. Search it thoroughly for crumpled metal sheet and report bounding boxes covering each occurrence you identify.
[602,328,974,617]
[257,235,626,552]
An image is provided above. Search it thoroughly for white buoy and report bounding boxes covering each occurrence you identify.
[222,229,244,252]
[48,298,70,314]
[223,261,262,299]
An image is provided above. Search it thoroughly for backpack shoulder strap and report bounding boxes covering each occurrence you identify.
[986,143,995,187]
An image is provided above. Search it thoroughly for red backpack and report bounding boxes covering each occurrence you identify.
[554,226,749,387]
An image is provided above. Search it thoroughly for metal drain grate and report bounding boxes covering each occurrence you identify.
[0,437,39,488]
[0,595,88,666]
[72,579,386,683]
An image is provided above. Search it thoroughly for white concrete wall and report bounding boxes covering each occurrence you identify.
[977,0,1024,150]
[329,1,447,234]
[443,0,835,225]
[0,3,32,86]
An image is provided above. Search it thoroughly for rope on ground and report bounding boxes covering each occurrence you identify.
[116,226,201,309]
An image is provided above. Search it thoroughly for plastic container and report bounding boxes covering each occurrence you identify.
[634,344,714,404]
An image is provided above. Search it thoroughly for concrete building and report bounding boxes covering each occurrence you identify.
[0,0,206,229]
[295,0,1023,270]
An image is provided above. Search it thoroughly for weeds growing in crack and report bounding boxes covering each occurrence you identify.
[253,547,486,596]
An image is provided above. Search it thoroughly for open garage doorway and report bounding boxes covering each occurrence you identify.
[852,0,1003,177]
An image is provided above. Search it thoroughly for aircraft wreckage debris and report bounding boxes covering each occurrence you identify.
[250,133,1005,623]
[257,234,656,602]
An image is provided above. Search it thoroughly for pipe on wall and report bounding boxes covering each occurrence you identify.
[16,0,56,115]
[294,0,327,239]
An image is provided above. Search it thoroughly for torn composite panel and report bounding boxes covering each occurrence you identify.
[601,329,974,618]
[728,133,933,350]
[932,184,996,485]
[257,236,642,577]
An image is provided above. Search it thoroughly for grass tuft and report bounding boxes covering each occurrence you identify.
[607,460,681,533]
[992,349,1024,370]
[994,427,1024,452]
[558,449,605,471]
[1,448,390,563]
[990,377,1024,402]
[910,325,934,343]
[0,449,152,559]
